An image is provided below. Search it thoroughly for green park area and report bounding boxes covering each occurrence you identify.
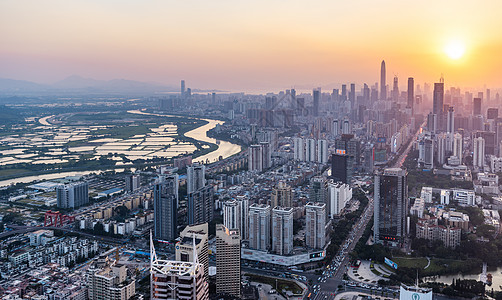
[245,274,303,295]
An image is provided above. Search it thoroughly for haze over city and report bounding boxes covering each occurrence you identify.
[3,1,502,300]
[2,0,502,91]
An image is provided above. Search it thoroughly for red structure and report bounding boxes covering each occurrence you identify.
[44,211,75,227]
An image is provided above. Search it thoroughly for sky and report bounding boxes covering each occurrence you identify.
[1,0,502,92]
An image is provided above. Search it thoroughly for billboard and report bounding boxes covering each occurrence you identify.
[377,137,387,143]
[384,257,398,270]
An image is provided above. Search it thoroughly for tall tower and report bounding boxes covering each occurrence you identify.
[313,88,320,117]
[154,176,178,241]
[271,207,294,255]
[187,163,205,195]
[248,203,271,251]
[181,80,186,98]
[380,60,386,100]
[392,76,399,102]
[305,202,326,249]
[407,77,414,113]
[447,106,455,134]
[216,224,241,297]
[433,78,445,130]
[150,232,209,300]
[374,168,408,246]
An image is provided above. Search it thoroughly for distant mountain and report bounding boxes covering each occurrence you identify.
[52,75,104,89]
[0,76,179,94]
[0,78,48,92]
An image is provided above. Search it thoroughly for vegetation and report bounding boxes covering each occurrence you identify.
[245,273,303,295]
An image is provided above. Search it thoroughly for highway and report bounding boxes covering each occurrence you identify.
[309,192,374,300]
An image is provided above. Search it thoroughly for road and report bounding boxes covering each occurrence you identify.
[392,121,425,169]
[6,225,129,244]
[309,192,374,299]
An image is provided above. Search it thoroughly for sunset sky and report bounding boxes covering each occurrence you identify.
[1,0,502,92]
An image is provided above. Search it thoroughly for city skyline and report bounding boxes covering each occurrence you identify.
[2,1,502,92]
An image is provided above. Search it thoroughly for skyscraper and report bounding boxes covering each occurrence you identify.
[181,80,186,98]
[187,163,205,195]
[473,98,482,115]
[222,197,249,240]
[392,76,399,102]
[313,88,320,117]
[293,137,305,161]
[331,153,352,184]
[453,133,463,163]
[349,83,355,103]
[176,223,209,283]
[374,168,408,246]
[473,136,485,168]
[154,176,178,241]
[57,181,89,209]
[188,185,214,225]
[305,202,326,249]
[446,106,455,134]
[260,141,272,169]
[150,233,208,300]
[248,144,263,172]
[407,77,414,113]
[248,203,271,251]
[316,139,328,164]
[125,174,140,192]
[216,224,241,297]
[305,138,316,162]
[326,180,352,218]
[271,207,294,255]
[433,80,444,131]
[380,60,386,100]
[270,181,292,208]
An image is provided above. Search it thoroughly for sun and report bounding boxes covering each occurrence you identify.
[444,40,466,60]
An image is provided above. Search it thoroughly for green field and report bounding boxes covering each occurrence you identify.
[0,168,31,178]
[393,257,481,276]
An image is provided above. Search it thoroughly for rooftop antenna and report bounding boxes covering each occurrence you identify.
[440,74,444,84]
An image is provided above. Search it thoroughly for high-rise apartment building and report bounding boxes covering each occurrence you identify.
[317,139,328,164]
[453,133,463,163]
[154,176,178,241]
[473,136,485,168]
[188,185,214,225]
[87,259,135,300]
[248,203,271,251]
[57,181,89,209]
[248,144,263,172]
[271,181,292,208]
[223,196,249,240]
[125,174,140,192]
[176,223,209,283]
[293,137,305,161]
[374,168,408,246]
[260,141,272,169]
[271,207,293,255]
[326,180,352,218]
[216,224,241,297]
[187,163,205,195]
[305,138,317,162]
[305,202,326,249]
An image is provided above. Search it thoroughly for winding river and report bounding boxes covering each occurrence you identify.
[0,111,241,187]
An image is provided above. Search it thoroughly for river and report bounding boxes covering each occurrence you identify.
[126,110,241,163]
[0,110,241,187]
